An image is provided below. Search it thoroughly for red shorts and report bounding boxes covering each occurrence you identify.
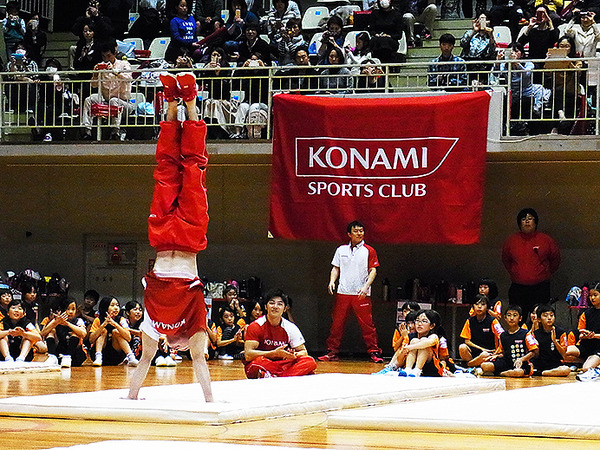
[143,271,207,339]
[148,120,209,253]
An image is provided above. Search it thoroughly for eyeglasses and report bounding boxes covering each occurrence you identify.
[415,319,430,324]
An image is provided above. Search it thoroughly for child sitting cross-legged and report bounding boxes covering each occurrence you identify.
[40,296,87,367]
[481,304,539,377]
[567,282,600,381]
[0,299,41,362]
[459,294,504,368]
[530,303,570,377]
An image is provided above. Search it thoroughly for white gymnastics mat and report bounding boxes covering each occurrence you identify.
[0,360,60,375]
[328,381,600,439]
[50,441,321,450]
[0,373,504,424]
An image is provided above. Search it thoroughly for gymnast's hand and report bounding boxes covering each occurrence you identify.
[273,345,297,360]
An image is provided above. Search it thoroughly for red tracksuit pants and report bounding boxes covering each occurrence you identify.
[244,355,318,379]
[148,120,209,253]
[326,294,381,354]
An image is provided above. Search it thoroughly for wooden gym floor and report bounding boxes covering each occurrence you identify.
[0,359,595,450]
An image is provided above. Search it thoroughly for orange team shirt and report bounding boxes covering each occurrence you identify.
[460,316,504,349]
[89,316,129,333]
[392,329,410,351]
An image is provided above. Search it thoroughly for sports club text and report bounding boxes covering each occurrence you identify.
[307,181,426,198]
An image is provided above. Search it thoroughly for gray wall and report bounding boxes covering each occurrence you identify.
[1,145,599,355]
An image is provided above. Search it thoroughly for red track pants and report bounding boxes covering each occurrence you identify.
[244,355,317,379]
[148,120,209,253]
[326,294,381,354]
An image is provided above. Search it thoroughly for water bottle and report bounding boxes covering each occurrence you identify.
[580,285,589,308]
[382,278,390,302]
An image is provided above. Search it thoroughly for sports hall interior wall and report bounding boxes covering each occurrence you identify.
[1,141,599,354]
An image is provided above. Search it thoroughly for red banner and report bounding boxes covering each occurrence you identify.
[269,92,491,244]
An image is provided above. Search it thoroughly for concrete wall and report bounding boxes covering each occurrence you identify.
[1,142,600,355]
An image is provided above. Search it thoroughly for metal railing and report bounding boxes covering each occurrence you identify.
[0,57,598,143]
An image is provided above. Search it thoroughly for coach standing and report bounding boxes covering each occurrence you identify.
[318,221,384,363]
[502,208,561,318]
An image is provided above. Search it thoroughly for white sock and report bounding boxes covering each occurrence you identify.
[15,357,25,362]
[95,352,102,360]
[4,356,14,362]
[127,352,135,361]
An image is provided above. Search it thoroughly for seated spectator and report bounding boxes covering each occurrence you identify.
[24,12,47,66]
[265,0,301,35]
[498,42,551,134]
[535,0,564,27]
[481,304,539,377]
[344,32,373,74]
[489,0,525,42]
[88,296,138,367]
[518,5,560,70]
[243,289,317,378]
[565,9,600,57]
[317,16,345,65]
[544,34,583,134]
[403,0,437,46]
[469,278,503,319]
[216,306,245,359]
[373,310,418,374]
[272,17,305,66]
[40,296,87,367]
[368,0,404,61]
[128,0,168,50]
[36,58,81,142]
[193,0,224,35]
[78,289,100,331]
[166,0,201,63]
[193,17,228,63]
[71,0,115,43]
[273,46,319,93]
[231,52,270,139]
[2,1,26,58]
[460,14,497,84]
[81,39,134,141]
[428,33,467,90]
[318,48,354,94]
[5,44,39,114]
[234,23,271,66]
[0,285,12,320]
[72,22,102,72]
[200,47,237,138]
[356,58,387,92]
[20,282,47,355]
[458,295,504,367]
[0,299,41,362]
[530,304,571,376]
[223,0,259,57]
[100,0,132,39]
[124,300,144,361]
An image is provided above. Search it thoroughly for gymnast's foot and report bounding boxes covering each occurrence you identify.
[177,72,198,102]
[159,73,179,103]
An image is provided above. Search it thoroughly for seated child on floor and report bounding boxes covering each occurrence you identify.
[459,294,504,367]
[392,301,420,352]
[373,310,418,375]
[567,282,600,380]
[40,296,87,367]
[481,304,539,378]
[88,296,138,367]
[469,279,502,319]
[0,299,41,362]
[78,289,100,331]
[530,303,570,377]
[216,306,244,359]
[0,284,13,320]
[124,300,144,361]
[398,309,443,377]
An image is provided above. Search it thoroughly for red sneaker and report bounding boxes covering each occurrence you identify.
[177,72,198,102]
[318,352,339,362]
[159,73,179,102]
[370,352,384,363]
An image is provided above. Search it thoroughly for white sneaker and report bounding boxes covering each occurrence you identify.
[576,368,600,382]
[43,133,52,142]
[127,356,139,367]
[60,355,71,368]
[218,354,234,360]
[164,356,177,367]
[92,356,103,367]
[155,356,167,367]
[45,354,59,366]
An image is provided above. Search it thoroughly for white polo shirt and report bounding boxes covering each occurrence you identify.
[332,240,379,296]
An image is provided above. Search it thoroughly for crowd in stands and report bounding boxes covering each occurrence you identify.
[0,0,599,141]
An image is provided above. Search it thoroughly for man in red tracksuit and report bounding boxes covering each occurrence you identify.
[128,72,213,402]
[319,221,383,363]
